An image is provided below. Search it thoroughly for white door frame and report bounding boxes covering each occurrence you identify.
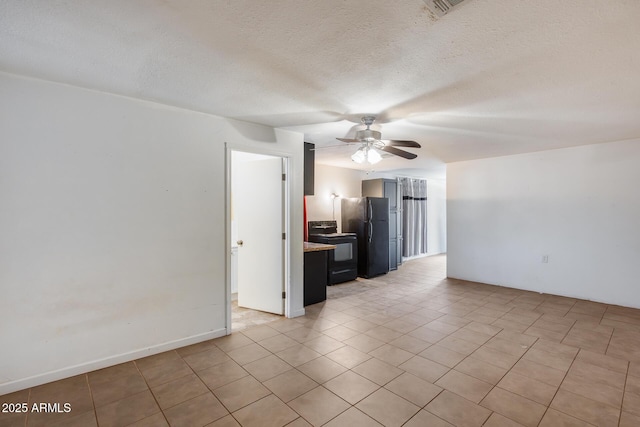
[224,142,291,334]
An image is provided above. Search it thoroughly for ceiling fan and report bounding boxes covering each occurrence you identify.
[337,116,421,164]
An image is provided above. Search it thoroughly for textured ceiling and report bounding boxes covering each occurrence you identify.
[2,0,639,178]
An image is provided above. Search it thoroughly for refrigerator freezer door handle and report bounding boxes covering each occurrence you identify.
[368,222,373,244]
[368,200,373,221]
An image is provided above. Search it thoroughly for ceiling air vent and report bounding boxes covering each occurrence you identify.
[423,0,468,18]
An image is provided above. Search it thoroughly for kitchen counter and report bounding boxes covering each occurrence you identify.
[303,242,336,252]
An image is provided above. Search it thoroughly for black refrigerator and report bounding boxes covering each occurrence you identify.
[341,197,389,278]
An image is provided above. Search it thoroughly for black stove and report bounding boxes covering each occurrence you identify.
[307,221,358,285]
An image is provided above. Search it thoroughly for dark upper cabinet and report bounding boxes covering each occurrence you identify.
[304,142,314,195]
[362,178,402,270]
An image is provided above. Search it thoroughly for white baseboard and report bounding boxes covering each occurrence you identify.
[0,328,227,396]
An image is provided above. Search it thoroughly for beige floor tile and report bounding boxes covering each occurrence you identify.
[322,407,382,426]
[480,387,546,427]
[284,327,324,343]
[288,386,350,426]
[325,346,371,368]
[226,343,272,366]
[483,412,527,427]
[368,344,414,366]
[196,360,248,390]
[620,411,640,427]
[182,347,231,372]
[560,374,623,408]
[385,372,442,406]
[139,358,194,388]
[550,388,620,426]
[242,354,292,382]
[275,345,321,367]
[257,334,300,353]
[383,318,420,334]
[176,340,218,358]
[437,336,481,356]
[538,408,595,427]
[575,349,629,374]
[241,325,281,342]
[88,362,138,385]
[306,317,340,332]
[213,333,254,353]
[90,372,149,408]
[495,329,538,346]
[303,335,345,355]
[205,414,241,426]
[419,344,467,368]
[497,371,557,405]
[212,376,270,412]
[522,348,573,372]
[403,410,454,427]
[324,371,380,405]
[569,359,626,389]
[135,351,181,372]
[231,394,298,427]
[296,356,348,384]
[407,325,448,343]
[151,373,209,410]
[454,356,508,385]
[356,388,420,427]
[463,321,502,337]
[163,392,228,427]
[323,325,362,341]
[524,326,567,342]
[622,388,640,417]
[470,346,520,370]
[263,369,318,402]
[399,355,450,383]
[387,334,431,354]
[426,390,491,427]
[343,333,385,353]
[125,412,168,427]
[364,325,404,342]
[351,357,404,386]
[484,336,530,357]
[435,369,492,403]
[630,361,640,377]
[95,390,160,427]
[626,373,640,395]
[343,318,378,333]
[509,358,566,387]
[492,318,530,333]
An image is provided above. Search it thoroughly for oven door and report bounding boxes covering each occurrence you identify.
[325,236,358,284]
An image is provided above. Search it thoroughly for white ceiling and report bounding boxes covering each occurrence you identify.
[2,1,639,179]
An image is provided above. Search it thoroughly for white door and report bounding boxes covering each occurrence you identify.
[233,153,284,315]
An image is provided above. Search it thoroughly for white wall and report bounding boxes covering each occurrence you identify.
[426,179,447,255]
[0,72,303,394]
[305,164,366,231]
[447,140,640,308]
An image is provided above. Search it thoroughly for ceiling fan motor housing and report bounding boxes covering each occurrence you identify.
[356,129,382,141]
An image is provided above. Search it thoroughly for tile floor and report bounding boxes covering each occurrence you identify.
[2,254,640,426]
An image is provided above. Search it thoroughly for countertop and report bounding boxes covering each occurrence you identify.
[303,242,336,253]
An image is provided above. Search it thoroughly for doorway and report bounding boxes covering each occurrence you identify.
[228,149,289,332]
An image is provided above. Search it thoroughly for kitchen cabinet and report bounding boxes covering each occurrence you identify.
[361,178,402,270]
[303,242,335,306]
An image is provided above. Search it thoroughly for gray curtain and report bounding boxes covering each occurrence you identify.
[399,178,427,257]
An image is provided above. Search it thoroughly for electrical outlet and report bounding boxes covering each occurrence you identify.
[542,255,549,263]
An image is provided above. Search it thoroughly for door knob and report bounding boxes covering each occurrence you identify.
[237,240,244,246]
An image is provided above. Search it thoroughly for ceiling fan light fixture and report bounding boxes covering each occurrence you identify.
[351,148,366,164]
[351,146,382,165]
[367,148,382,164]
